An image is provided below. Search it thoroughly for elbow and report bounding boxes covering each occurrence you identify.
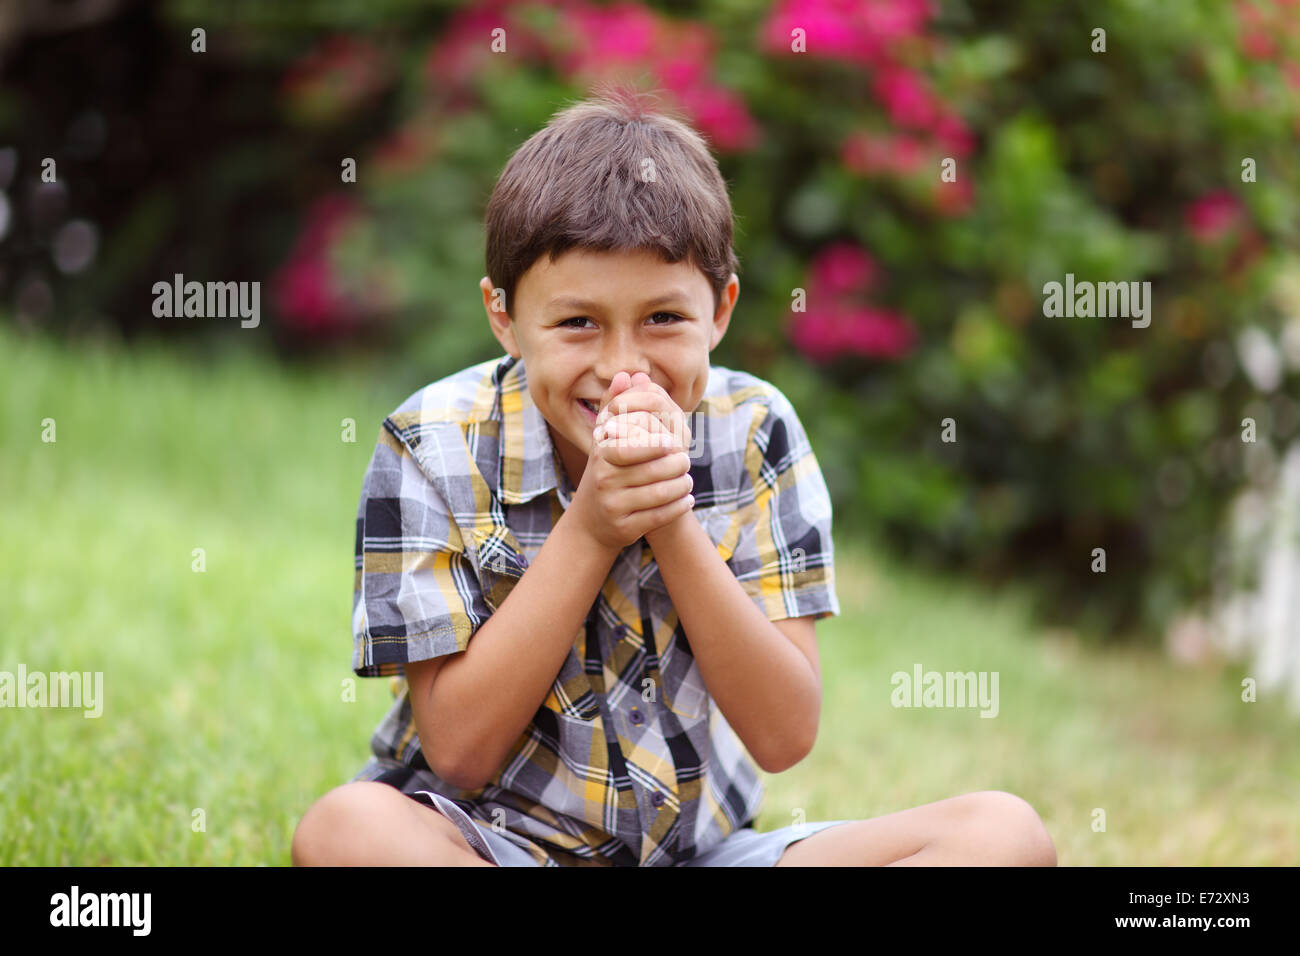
[440,762,489,792]
[759,743,812,775]
[421,725,489,791]
[417,689,491,790]
[756,722,817,775]
[755,672,821,774]
[430,745,489,791]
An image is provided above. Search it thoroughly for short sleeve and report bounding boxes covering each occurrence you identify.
[351,421,485,678]
[731,389,840,622]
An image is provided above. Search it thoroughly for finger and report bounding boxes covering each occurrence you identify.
[596,389,678,428]
[598,416,676,450]
[604,409,675,437]
[597,374,667,421]
[596,372,633,424]
[592,408,670,444]
[599,408,691,455]
[598,428,682,465]
[617,472,695,513]
[598,417,684,456]
[620,451,692,489]
[601,443,676,467]
[626,489,696,529]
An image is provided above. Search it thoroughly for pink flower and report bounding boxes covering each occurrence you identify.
[791,240,917,362]
[571,2,658,60]
[559,1,660,76]
[275,258,337,333]
[1234,0,1298,59]
[841,306,916,358]
[273,195,363,335]
[761,0,865,61]
[550,8,757,152]
[788,308,844,363]
[671,84,759,150]
[841,130,929,175]
[1240,29,1277,59]
[860,0,932,41]
[933,111,975,158]
[789,302,915,362]
[1185,190,1246,244]
[761,0,931,66]
[872,65,939,128]
[655,20,715,91]
[811,243,877,296]
[426,1,546,95]
[841,131,891,174]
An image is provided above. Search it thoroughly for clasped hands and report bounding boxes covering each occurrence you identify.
[569,371,696,552]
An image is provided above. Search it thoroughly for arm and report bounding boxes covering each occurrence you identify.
[597,376,831,773]
[410,508,619,789]
[644,516,821,773]
[413,372,694,790]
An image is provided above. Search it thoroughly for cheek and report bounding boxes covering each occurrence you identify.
[690,358,710,398]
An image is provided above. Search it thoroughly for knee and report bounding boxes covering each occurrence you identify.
[961,791,1057,867]
[292,781,386,867]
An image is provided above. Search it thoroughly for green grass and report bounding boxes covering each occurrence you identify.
[2,322,1296,865]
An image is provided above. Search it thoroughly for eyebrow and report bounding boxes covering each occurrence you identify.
[543,291,691,313]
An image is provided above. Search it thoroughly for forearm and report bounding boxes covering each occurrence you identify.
[645,516,819,772]
[427,509,618,787]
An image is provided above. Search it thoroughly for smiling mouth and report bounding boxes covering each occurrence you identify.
[576,397,599,421]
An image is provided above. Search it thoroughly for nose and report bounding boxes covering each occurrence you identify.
[595,326,651,387]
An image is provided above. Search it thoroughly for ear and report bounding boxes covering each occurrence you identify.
[481,276,520,358]
[709,273,739,351]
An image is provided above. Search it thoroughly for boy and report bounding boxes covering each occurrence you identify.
[292,88,1057,867]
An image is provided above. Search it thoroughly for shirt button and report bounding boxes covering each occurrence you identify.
[614,625,628,640]
[630,708,644,725]
[651,790,665,808]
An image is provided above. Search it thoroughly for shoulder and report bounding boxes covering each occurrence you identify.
[378,355,510,460]
[691,365,809,505]
[696,364,806,453]
[697,363,783,415]
[698,364,806,424]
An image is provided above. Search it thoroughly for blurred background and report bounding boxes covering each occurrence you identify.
[1,0,1297,864]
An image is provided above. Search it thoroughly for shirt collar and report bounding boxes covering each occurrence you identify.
[493,355,573,506]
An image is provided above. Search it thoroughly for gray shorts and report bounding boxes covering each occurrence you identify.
[371,764,851,866]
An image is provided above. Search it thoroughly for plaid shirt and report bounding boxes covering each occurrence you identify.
[351,353,840,866]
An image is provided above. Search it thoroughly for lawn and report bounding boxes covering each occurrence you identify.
[2,323,1296,865]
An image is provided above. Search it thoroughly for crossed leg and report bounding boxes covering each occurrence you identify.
[293,784,1056,867]
[292,781,496,867]
[775,790,1057,866]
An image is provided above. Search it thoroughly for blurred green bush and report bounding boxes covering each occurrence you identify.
[4,0,1298,642]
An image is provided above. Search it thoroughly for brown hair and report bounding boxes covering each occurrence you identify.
[484,83,740,319]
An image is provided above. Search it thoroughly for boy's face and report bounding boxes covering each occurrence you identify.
[481,246,739,487]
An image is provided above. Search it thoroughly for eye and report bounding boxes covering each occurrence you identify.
[559,314,681,328]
